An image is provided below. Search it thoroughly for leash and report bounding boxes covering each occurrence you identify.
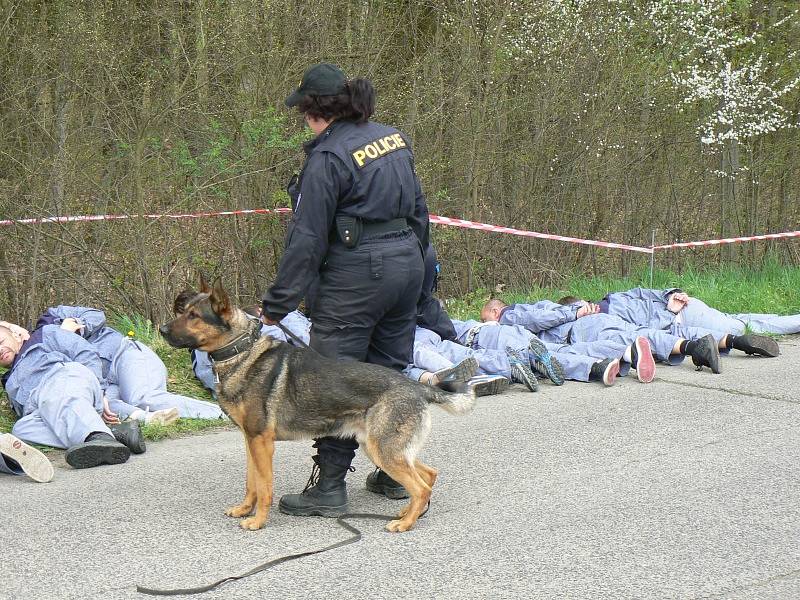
[135,512,396,596]
[275,320,315,351]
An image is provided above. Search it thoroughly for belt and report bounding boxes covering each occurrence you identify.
[362,217,408,237]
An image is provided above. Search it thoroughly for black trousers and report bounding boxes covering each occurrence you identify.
[309,230,424,468]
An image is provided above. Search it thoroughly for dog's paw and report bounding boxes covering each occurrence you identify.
[239,516,267,530]
[385,519,414,533]
[225,504,254,518]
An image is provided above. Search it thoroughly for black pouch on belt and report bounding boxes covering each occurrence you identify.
[335,215,362,249]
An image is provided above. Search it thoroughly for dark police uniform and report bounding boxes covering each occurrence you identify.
[417,244,457,342]
[262,119,428,468]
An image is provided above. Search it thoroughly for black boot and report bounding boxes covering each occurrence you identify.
[365,467,409,499]
[732,334,780,357]
[278,456,350,517]
[110,421,146,454]
[65,433,131,469]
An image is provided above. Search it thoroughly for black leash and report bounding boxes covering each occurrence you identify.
[135,513,395,596]
[275,320,315,351]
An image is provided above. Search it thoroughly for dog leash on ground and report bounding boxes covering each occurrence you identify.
[135,509,431,596]
[137,322,428,596]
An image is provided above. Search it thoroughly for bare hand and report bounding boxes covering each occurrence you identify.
[260,315,278,326]
[60,318,84,334]
[101,396,120,425]
[667,292,690,313]
[576,302,600,318]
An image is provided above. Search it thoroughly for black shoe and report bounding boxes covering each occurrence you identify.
[365,467,409,499]
[527,337,565,385]
[110,421,146,454]
[431,357,479,387]
[506,348,538,392]
[733,334,780,357]
[278,457,350,517]
[65,437,131,469]
[690,334,721,374]
[467,374,510,397]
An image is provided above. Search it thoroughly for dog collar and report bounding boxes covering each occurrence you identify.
[208,322,262,363]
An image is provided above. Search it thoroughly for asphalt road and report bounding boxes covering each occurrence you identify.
[2,337,799,599]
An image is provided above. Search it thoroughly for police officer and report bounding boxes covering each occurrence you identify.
[261,63,429,517]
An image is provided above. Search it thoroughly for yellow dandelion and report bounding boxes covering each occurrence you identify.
[128,330,135,337]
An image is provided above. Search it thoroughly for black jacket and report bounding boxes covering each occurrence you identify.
[263,120,430,320]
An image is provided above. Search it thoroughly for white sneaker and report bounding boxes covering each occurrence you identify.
[0,434,54,483]
[144,408,180,426]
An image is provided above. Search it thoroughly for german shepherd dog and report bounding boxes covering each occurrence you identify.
[159,278,476,533]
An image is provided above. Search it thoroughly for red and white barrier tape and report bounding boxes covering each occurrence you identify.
[428,215,653,254]
[1,207,797,254]
[653,230,800,250]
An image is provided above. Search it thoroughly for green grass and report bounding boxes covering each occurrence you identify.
[444,262,800,319]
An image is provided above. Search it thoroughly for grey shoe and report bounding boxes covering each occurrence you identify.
[506,348,538,392]
[527,336,565,385]
[467,374,510,397]
[431,357,479,387]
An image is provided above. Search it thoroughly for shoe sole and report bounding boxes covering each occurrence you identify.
[278,500,349,517]
[634,337,656,383]
[0,435,54,483]
[470,376,509,397]
[602,359,620,386]
[65,443,131,469]
[528,337,565,385]
[365,479,410,500]
[741,335,780,358]
[146,408,180,426]
[511,363,538,392]
[434,357,479,386]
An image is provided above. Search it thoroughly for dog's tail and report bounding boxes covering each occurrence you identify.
[427,386,477,416]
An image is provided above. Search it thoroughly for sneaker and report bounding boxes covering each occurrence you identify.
[0,434,54,483]
[734,334,780,358]
[690,334,721,374]
[505,348,538,392]
[527,336,565,386]
[143,408,180,426]
[632,337,656,383]
[430,357,479,387]
[110,421,146,454]
[591,358,620,387]
[467,374,509,397]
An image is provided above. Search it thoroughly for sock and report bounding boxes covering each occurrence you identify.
[725,335,735,350]
[622,346,633,364]
[85,432,115,443]
[680,340,698,355]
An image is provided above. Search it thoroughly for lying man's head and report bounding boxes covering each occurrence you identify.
[556,295,582,306]
[480,299,508,322]
[0,325,24,368]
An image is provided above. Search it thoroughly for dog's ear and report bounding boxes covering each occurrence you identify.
[209,277,231,318]
[199,274,211,294]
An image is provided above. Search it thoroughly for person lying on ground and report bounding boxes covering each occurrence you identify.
[482,296,780,360]
[0,432,54,483]
[596,287,789,353]
[450,318,655,388]
[35,305,224,423]
[0,323,141,469]
[481,298,721,373]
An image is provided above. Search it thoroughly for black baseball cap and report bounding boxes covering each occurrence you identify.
[285,63,347,108]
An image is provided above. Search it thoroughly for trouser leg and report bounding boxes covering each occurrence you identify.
[12,363,110,449]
